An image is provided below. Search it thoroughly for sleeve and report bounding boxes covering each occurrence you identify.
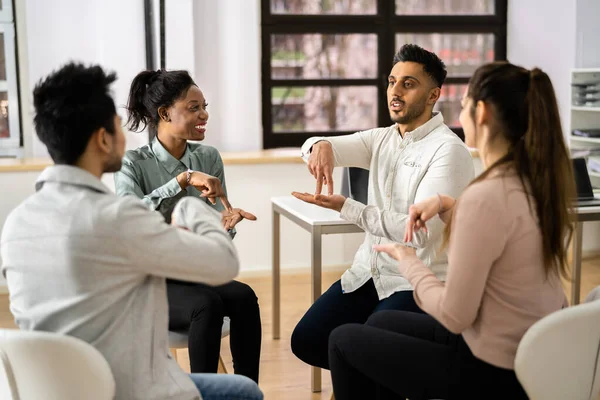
[114,158,185,220]
[340,143,474,246]
[120,196,239,286]
[300,129,380,170]
[401,186,508,334]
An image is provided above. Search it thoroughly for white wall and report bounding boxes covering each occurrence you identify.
[190,0,263,151]
[507,0,577,138]
[575,0,600,68]
[24,0,149,157]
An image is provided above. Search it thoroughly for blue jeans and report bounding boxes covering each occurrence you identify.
[189,373,263,400]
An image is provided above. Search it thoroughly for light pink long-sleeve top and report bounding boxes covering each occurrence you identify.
[401,173,566,369]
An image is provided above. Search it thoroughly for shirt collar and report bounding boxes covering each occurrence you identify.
[401,111,444,142]
[35,165,112,194]
[150,136,193,174]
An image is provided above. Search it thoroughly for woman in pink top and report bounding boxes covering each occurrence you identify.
[328,62,574,400]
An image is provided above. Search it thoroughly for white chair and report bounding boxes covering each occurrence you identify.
[169,316,230,373]
[515,298,600,400]
[0,329,115,400]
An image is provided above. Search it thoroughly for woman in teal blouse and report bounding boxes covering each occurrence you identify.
[114,69,261,382]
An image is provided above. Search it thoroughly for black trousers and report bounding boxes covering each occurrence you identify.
[329,310,528,400]
[167,280,262,383]
[291,279,423,370]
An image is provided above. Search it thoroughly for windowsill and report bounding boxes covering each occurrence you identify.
[0,148,479,173]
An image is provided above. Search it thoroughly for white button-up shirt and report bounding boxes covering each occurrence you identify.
[301,113,474,300]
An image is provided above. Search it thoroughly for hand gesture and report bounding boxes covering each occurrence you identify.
[291,192,346,212]
[187,171,232,212]
[307,141,335,195]
[221,208,258,230]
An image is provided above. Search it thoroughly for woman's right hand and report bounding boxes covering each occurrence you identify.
[404,194,451,243]
[183,171,232,211]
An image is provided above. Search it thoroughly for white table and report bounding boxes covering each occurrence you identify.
[271,196,363,392]
[571,205,600,304]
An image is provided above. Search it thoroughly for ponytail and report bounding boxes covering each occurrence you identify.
[125,70,157,132]
[522,68,575,279]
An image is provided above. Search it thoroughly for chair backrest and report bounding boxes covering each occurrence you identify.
[168,316,231,349]
[0,329,115,400]
[515,299,600,400]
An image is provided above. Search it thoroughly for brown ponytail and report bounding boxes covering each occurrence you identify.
[443,62,575,279]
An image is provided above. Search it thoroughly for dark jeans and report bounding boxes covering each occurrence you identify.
[291,279,423,370]
[329,311,528,400]
[167,280,262,383]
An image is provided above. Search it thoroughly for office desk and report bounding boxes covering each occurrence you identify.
[571,205,600,304]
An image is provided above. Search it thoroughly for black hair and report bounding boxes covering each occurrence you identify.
[126,69,196,132]
[33,62,117,165]
[393,44,447,88]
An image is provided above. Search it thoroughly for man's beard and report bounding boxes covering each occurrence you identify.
[104,154,123,173]
[390,98,427,124]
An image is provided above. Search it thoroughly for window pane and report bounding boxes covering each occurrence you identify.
[434,84,466,128]
[395,33,494,76]
[396,0,494,15]
[272,34,377,79]
[271,0,376,14]
[0,92,8,138]
[0,33,6,81]
[272,86,377,132]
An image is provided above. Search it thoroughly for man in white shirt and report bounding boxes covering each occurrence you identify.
[0,63,263,400]
[290,44,475,370]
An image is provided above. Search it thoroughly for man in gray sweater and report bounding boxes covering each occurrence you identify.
[0,63,263,400]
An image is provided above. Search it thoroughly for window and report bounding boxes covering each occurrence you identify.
[0,0,20,156]
[261,0,507,148]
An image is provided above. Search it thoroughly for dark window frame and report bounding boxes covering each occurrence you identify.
[260,0,507,148]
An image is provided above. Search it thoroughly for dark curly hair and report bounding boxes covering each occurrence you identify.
[33,62,117,165]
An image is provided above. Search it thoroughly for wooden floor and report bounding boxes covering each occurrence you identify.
[1,258,599,400]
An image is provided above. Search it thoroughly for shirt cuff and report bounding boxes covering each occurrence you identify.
[340,197,366,223]
[300,137,330,163]
[157,177,183,199]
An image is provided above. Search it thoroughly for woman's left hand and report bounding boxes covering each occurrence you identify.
[373,243,417,274]
[222,208,257,230]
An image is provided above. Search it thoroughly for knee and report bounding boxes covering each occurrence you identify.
[290,316,328,365]
[328,324,363,362]
[328,324,360,351]
[365,310,396,329]
[230,375,264,400]
[190,290,224,322]
[290,319,310,359]
[237,282,259,306]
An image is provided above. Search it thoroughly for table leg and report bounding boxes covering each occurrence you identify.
[571,221,583,305]
[311,226,322,393]
[272,208,281,340]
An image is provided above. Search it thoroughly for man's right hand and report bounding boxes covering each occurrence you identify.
[178,171,232,212]
[307,141,335,195]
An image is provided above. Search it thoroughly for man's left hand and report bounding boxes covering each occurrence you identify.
[292,192,346,212]
[222,208,257,230]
